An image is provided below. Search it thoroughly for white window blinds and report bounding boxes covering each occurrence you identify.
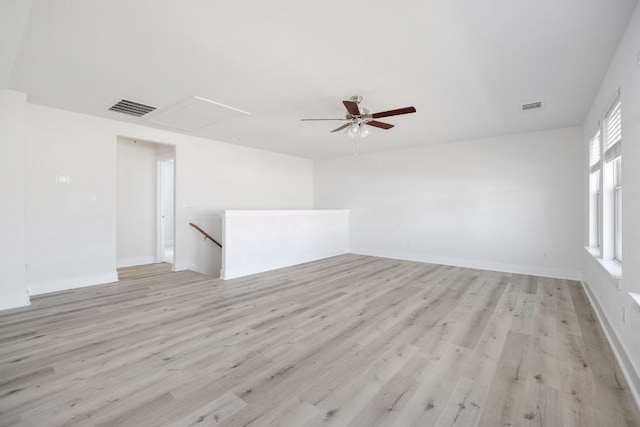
[589,130,601,172]
[605,100,622,162]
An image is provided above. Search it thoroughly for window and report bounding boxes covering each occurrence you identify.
[613,157,622,261]
[588,94,622,270]
[588,131,601,249]
[604,99,622,263]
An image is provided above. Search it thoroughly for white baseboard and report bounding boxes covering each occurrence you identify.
[116,256,157,268]
[581,280,640,410]
[0,292,30,311]
[28,272,119,296]
[350,248,581,280]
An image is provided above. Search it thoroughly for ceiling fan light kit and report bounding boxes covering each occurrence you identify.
[347,120,371,140]
[348,123,361,138]
[301,95,416,139]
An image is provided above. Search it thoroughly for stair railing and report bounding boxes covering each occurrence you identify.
[189,222,222,248]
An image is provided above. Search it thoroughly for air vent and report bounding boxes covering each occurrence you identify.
[108,99,157,117]
[521,101,543,111]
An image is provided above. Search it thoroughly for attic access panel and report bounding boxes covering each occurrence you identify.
[145,96,250,131]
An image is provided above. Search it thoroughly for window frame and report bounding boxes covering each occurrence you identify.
[588,91,622,273]
[613,157,622,262]
[588,130,602,250]
[603,98,622,264]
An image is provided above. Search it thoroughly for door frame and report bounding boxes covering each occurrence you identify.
[156,155,175,266]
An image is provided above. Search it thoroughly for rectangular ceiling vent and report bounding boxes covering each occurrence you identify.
[108,99,157,117]
[521,101,543,111]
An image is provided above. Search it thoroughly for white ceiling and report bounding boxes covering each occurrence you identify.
[3,0,638,158]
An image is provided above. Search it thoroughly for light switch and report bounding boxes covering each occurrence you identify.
[56,174,70,184]
[90,194,98,202]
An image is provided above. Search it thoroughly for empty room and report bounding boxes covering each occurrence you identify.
[2,1,640,426]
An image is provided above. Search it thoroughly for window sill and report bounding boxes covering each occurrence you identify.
[598,258,622,280]
[584,246,623,286]
[584,246,601,258]
[629,292,640,309]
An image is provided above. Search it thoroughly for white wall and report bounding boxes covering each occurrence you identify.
[177,133,314,277]
[581,2,640,405]
[0,90,29,309]
[116,138,157,268]
[23,103,313,294]
[0,1,32,89]
[221,210,349,279]
[25,106,119,294]
[315,127,583,279]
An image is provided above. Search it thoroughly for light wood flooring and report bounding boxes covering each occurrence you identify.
[1,254,639,426]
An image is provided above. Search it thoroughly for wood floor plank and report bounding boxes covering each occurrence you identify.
[0,256,638,426]
[434,376,486,427]
[477,331,534,426]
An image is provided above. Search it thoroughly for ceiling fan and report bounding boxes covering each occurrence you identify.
[301,96,416,138]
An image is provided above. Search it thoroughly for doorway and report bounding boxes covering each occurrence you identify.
[158,158,175,264]
[116,137,175,269]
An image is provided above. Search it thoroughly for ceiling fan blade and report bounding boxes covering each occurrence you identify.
[371,106,416,119]
[331,123,352,133]
[300,118,350,121]
[342,100,361,116]
[366,120,394,130]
